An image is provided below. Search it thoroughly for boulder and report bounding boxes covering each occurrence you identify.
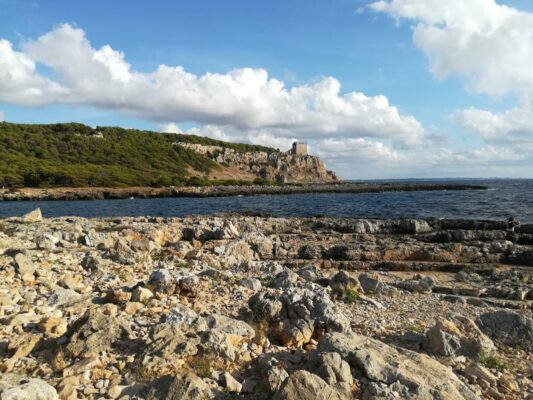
[398,275,435,294]
[329,271,361,295]
[0,375,58,400]
[21,208,43,223]
[424,316,495,357]
[246,286,350,347]
[358,273,394,295]
[62,306,127,359]
[149,269,176,294]
[146,373,213,400]
[476,310,533,351]
[305,352,353,386]
[318,332,479,400]
[273,370,349,400]
[237,277,262,291]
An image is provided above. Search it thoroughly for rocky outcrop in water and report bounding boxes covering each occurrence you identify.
[0,211,531,399]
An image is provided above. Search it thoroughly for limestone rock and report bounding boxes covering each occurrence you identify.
[273,370,348,400]
[425,316,495,357]
[246,286,350,347]
[476,310,533,351]
[318,332,479,400]
[0,376,58,400]
[146,373,213,400]
[21,208,43,223]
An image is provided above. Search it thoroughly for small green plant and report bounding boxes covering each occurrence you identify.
[259,277,272,287]
[478,350,508,372]
[225,275,241,287]
[151,250,166,261]
[343,288,360,303]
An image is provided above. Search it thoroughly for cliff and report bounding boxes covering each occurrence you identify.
[179,143,338,184]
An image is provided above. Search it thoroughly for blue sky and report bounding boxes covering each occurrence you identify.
[1,0,533,178]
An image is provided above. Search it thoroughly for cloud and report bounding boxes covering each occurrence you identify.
[370,0,533,153]
[370,0,533,98]
[0,111,4,122]
[0,38,67,106]
[159,122,183,134]
[0,23,426,146]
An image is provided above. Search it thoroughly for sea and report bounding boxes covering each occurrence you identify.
[0,179,532,223]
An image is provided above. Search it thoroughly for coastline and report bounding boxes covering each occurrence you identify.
[0,182,487,201]
[0,213,531,398]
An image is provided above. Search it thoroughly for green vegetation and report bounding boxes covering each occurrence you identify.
[343,288,360,303]
[478,349,508,372]
[0,122,278,188]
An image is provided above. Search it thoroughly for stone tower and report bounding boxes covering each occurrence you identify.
[291,142,308,156]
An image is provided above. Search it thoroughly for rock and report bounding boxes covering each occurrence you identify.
[264,365,289,392]
[464,362,497,385]
[36,234,58,250]
[358,273,394,294]
[237,277,262,291]
[104,289,132,304]
[246,286,350,347]
[166,304,199,326]
[476,310,533,351]
[131,286,153,303]
[62,307,126,359]
[425,316,495,357]
[273,370,348,400]
[298,245,323,260]
[305,352,353,385]
[48,288,82,307]
[0,376,58,400]
[177,275,200,297]
[8,333,40,358]
[146,373,213,400]
[21,208,43,223]
[223,372,242,393]
[398,275,435,293]
[40,317,68,338]
[272,269,299,289]
[149,269,176,294]
[81,253,100,271]
[224,240,255,264]
[298,265,322,282]
[318,332,479,400]
[13,253,35,277]
[329,271,361,295]
[206,314,255,339]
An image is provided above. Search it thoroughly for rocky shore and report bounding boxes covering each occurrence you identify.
[1,210,532,399]
[0,182,486,201]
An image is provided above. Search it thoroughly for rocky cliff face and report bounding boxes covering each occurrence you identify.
[178,143,338,184]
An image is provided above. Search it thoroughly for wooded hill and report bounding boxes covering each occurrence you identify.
[0,122,277,188]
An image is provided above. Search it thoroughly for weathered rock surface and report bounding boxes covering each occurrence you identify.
[319,332,479,400]
[0,214,531,399]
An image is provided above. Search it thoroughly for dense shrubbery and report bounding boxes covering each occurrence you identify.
[0,122,277,188]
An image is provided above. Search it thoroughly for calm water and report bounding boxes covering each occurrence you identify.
[0,179,532,222]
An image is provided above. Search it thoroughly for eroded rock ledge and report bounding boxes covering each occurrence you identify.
[0,213,531,399]
[0,182,486,201]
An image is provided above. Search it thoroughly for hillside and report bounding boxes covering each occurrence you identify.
[0,122,278,188]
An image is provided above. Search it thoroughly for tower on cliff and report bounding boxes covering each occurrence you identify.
[291,142,308,156]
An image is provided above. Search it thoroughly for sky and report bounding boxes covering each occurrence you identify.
[1,0,533,179]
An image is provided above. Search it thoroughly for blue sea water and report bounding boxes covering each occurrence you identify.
[0,179,532,222]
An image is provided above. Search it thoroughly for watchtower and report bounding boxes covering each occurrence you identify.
[291,142,308,156]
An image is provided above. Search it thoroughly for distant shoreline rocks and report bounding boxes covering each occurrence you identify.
[0,182,487,202]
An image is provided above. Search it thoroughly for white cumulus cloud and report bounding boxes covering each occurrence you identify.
[0,23,426,146]
[370,0,533,148]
